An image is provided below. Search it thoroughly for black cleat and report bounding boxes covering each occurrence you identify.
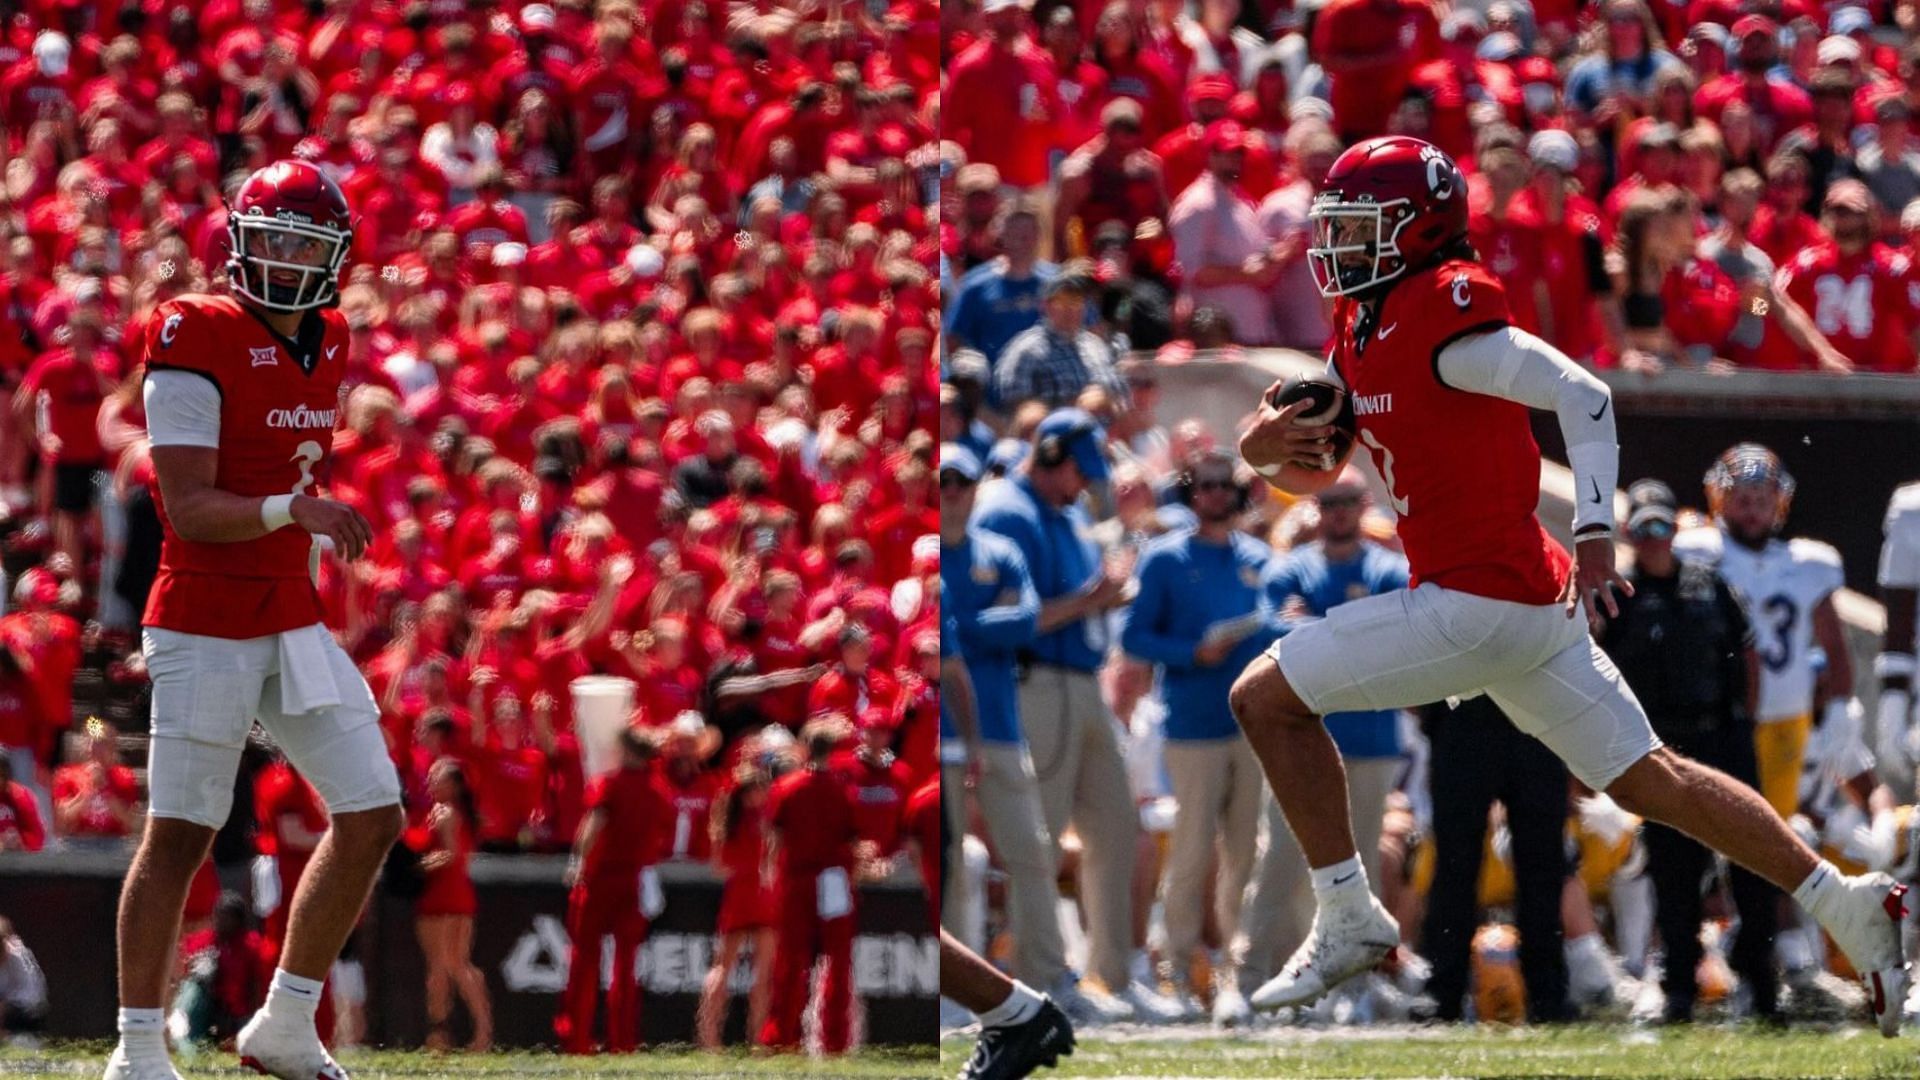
[959,996,1075,1080]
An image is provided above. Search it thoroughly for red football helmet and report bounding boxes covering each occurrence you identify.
[1307,135,1470,298]
[226,160,354,312]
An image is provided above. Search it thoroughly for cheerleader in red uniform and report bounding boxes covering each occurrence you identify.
[410,758,492,1052]
[697,748,784,1048]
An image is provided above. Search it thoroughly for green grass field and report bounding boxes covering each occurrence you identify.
[940,1024,1920,1078]
[0,1044,945,1078]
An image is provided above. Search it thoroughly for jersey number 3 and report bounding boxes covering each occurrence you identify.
[1758,593,1798,674]
[289,440,322,497]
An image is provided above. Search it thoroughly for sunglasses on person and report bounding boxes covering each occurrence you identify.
[940,473,977,491]
[1317,494,1363,509]
[1192,478,1239,493]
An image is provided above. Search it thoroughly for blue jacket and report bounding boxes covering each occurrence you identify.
[1121,528,1285,741]
[973,475,1109,673]
[939,527,1039,744]
[1262,541,1411,758]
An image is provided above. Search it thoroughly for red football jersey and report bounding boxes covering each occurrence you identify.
[830,750,912,858]
[767,765,858,877]
[580,765,672,879]
[654,761,719,862]
[1330,260,1571,605]
[143,295,351,638]
[1777,243,1920,374]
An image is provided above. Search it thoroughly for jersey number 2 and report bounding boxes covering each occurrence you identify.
[289,440,322,497]
[1359,429,1410,515]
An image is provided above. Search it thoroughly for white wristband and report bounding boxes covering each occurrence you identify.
[261,494,296,532]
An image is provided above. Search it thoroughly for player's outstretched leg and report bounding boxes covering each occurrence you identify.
[107,818,219,1080]
[1229,656,1399,1012]
[944,929,1073,1080]
[238,805,403,1079]
[1607,747,1907,1036]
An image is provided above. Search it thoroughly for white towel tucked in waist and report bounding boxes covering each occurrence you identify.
[278,624,343,715]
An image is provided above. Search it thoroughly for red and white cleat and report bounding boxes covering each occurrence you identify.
[1818,874,1910,1037]
[236,1009,351,1079]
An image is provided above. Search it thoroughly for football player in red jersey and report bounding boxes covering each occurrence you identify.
[111,160,402,1080]
[1233,135,1911,1035]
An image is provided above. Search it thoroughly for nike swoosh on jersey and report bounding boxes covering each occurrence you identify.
[326,345,339,361]
[1377,324,1398,340]
[1589,399,1608,421]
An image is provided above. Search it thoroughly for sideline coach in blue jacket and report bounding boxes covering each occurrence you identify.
[940,443,1082,1007]
[1119,449,1282,1026]
[972,408,1146,1018]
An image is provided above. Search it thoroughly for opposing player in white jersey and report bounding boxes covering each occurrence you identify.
[1673,444,1852,821]
[1875,482,1920,790]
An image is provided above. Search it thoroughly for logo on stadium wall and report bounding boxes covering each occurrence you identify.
[266,404,338,430]
[499,915,936,998]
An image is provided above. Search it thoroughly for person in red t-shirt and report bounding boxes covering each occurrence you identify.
[253,758,329,949]
[18,308,112,569]
[759,718,860,1053]
[1312,0,1441,141]
[557,728,671,1055]
[807,623,900,721]
[1467,145,1551,336]
[408,757,491,1052]
[177,893,274,1044]
[53,718,138,839]
[697,751,781,1049]
[831,708,914,870]
[0,755,46,852]
[469,681,553,852]
[944,0,1061,189]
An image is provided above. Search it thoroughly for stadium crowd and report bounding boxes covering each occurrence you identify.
[0,0,940,1056]
[938,0,1920,1037]
[942,0,1920,374]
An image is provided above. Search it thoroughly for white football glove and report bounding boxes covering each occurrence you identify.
[1844,809,1902,873]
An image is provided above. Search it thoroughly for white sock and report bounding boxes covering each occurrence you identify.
[1310,855,1369,907]
[266,968,326,1021]
[1793,860,1842,924]
[978,980,1044,1028]
[118,1007,167,1062]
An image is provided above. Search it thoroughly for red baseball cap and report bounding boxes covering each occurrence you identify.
[1188,73,1236,105]
[1731,14,1777,39]
[1204,119,1248,154]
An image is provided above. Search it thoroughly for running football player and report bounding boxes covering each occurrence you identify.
[1233,135,1909,1035]
[109,161,399,1080]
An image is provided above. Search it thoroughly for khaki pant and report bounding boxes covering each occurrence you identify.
[1239,755,1401,988]
[1161,737,1266,987]
[949,745,1071,988]
[1020,666,1139,990]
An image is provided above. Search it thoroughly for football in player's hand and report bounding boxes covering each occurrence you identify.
[1266,376,1355,468]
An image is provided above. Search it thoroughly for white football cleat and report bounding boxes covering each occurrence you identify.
[102,1044,183,1080]
[1250,894,1399,1012]
[236,1008,350,1079]
[1815,873,1909,1037]
[1212,983,1252,1028]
